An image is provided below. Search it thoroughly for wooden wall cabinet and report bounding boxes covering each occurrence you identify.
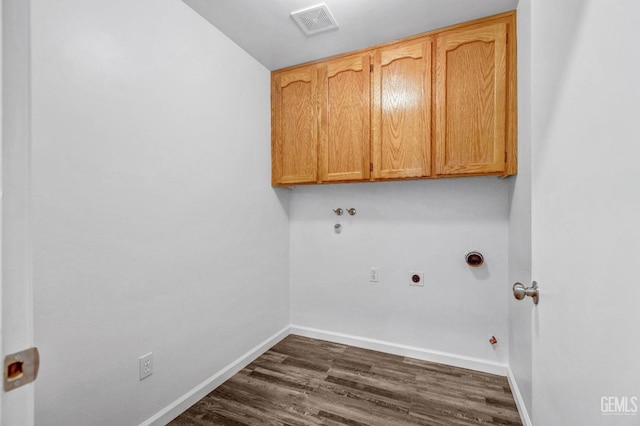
[434,18,516,176]
[372,38,432,180]
[271,12,516,186]
[271,66,318,185]
[319,53,371,182]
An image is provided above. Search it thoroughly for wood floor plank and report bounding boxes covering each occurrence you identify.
[306,386,418,426]
[169,335,523,426]
[412,387,522,423]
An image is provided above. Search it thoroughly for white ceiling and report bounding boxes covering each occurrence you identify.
[183,0,519,71]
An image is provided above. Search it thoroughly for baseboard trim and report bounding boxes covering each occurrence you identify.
[507,366,533,426]
[290,325,508,376]
[140,325,291,426]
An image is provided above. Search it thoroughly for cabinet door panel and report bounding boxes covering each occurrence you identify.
[434,22,508,175]
[272,67,318,185]
[319,54,371,182]
[372,39,431,179]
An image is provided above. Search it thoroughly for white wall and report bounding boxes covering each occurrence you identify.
[531,0,640,424]
[290,178,511,368]
[29,1,289,425]
[507,1,533,421]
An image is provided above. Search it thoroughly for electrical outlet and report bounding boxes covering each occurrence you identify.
[369,267,379,282]
[409,271,424,287]
[139,352,153,381]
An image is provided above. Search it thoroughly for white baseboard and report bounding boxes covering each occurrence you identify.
[140,325,290,426]
[290,325,508,376]
[507,366,533,426]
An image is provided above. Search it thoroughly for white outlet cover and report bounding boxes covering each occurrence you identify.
[409,271,424,287]
[139,352,153,381]
[369,267,379,282]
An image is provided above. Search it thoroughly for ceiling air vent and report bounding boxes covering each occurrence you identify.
[291,3,339,36]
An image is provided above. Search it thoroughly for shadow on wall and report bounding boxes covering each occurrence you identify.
[287,177,511,224]
[469,262,491,280]
[272,186,293,218]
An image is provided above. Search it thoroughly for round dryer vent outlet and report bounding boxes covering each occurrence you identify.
[465,251,484,267]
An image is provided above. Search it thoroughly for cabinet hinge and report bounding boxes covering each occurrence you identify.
[370,163,373,172]
[370,64,373,72]
[506,33,509,44]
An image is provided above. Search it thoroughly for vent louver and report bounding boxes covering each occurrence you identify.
[291,4,339,36]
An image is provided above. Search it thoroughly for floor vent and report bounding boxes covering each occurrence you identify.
[291,3,339,36]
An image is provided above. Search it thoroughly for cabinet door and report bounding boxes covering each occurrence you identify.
[434,20,510,176]
[319,54,371,182]
[372,38,431,180]
[271,66,318,185]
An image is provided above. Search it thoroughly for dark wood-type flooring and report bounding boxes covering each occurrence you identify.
[169,335,522,426]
